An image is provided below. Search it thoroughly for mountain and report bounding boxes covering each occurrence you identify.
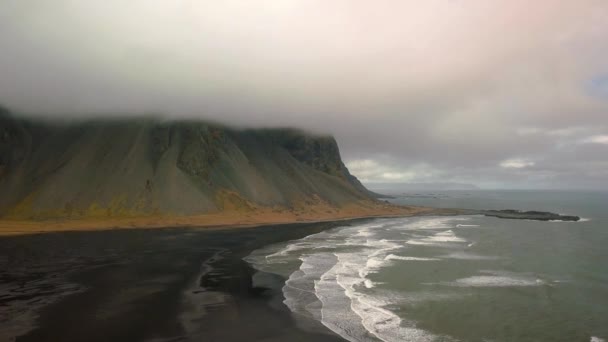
[0,107,384,221]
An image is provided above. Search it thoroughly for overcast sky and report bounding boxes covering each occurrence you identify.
[1,1,607,189]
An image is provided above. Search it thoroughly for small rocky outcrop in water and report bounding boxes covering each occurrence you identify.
[480,209,580,221]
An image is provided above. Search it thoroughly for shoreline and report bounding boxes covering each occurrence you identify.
[0,203,440,236]
[0,203,578,237]
[1,193,602,342]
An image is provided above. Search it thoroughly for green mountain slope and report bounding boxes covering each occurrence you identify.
[0,107,377,219]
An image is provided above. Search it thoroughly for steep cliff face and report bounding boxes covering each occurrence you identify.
[0,109,377,219]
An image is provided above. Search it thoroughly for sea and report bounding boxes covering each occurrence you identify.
[245,190,608,342]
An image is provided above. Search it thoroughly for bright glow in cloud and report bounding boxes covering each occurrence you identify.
[346,159,435,183]
[517,127,542,136]
[500,159,536,169]
[583,135,608,144]
[381,172,416,181]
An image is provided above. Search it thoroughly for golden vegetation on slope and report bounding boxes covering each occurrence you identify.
[0,200,430,236]
[0,108,414,236]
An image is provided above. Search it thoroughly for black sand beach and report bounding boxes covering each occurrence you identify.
[0,222,355,342]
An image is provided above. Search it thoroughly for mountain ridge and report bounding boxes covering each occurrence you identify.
[0,107,384,220]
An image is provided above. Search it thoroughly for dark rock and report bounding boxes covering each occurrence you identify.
[480,209,580,221]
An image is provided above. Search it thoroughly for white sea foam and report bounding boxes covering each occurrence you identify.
[309,220,445,341]
[245,215,598,342]
[385,254,440,261]
[355,230,375,237]
[409,217,454,230]
[406,229,467,246]
[549,216,591,223]
[283,252,337,322]
[314,261,371,341]
[393,291,463,305]
[245,217,471,342]
[318,253,441,342]
[364,279,376,289]
[264,242,304,258]
[405,239,438,246]
[359,242,400,278]
[429,230,467,242]
[438,271,545,287]
[441,252,499,260]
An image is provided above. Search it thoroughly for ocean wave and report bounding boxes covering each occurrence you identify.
[434,271,545,287]
[406,229,467,246]
[292,220,446,341]
[448,276,543,287]
[440,252,499,260]
[264,242,306,259]
[430,230,468,242]
[388,217,461,231]
[244,217,472,342]
[283,253,337,322]
[385,254,440,261]
[319,253,442,342]
[549,215,591,223]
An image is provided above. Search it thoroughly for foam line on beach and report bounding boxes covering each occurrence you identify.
[244,216,470,342]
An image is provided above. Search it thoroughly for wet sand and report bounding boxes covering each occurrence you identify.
[0,220,369,342]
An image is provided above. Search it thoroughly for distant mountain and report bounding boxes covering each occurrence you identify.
[367,182,480,195]
[0,107,379,219]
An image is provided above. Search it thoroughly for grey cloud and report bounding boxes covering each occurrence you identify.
[1,1,608,189]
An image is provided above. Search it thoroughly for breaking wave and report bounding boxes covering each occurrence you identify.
[244,217,477,341]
